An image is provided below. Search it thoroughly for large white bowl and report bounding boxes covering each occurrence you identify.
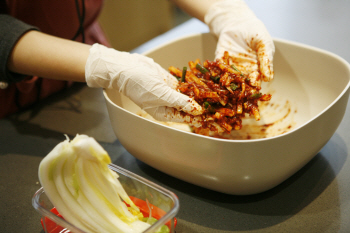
[104,33,350,195]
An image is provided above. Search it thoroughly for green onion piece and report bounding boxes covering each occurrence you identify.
[181,67,187,82]
[245,78,250,82]
[231,64,241,73]
[204,102,216,113]
[231,64,244,77]
[196,63,209,74]
[211,76,220,82]
[250,93,262,99]
[230,83,238,90]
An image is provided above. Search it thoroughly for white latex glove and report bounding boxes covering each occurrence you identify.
[85,44,204,122]
[205,0,275,87]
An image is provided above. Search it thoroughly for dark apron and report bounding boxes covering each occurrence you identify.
[0,0,109,118]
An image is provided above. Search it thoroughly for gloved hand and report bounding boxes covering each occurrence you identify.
[205,0,275,87]
[85,44,204,122]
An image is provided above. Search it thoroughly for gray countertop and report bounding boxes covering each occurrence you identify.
[1,1,350,232]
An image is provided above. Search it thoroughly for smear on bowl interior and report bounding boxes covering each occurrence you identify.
[138,94,296,140]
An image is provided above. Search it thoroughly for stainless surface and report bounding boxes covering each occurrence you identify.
[1,1,350,232]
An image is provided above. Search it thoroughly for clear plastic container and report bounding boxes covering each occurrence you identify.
[32,163,179,233]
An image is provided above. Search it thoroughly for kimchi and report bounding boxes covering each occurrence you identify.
[168,51,271,134]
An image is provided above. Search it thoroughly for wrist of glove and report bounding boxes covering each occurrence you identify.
[205,0,275,87]
[85,44,203,122]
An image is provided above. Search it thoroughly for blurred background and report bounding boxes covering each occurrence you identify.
[98,0,191,51]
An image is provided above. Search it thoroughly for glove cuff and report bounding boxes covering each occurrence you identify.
[85,43,116,89]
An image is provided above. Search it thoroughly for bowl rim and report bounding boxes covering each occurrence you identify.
[104,33,350,143]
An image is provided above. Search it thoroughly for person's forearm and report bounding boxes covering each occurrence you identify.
[7,30,91,82]
[170,0,223,22]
